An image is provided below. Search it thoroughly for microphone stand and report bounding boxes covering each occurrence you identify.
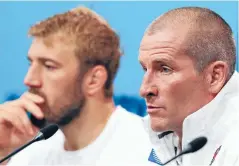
[0,132,44,164]
[0,139,35,163]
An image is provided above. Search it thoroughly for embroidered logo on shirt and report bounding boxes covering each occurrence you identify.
[148,149,162,165]
[209,145,222,166]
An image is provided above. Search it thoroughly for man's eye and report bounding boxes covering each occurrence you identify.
[159,65,172,73]
[44,64,56,70]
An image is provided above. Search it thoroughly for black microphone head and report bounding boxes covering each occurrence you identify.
[188,136,207,153]
[161,137,208,165]
[39,124,59,140]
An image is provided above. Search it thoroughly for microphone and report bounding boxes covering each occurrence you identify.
[0,124,59,163]
[161,136,207,165]
[29,113,47,129]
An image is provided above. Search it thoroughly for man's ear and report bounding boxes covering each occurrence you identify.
[204,61,228,94]
[82,65,107,96]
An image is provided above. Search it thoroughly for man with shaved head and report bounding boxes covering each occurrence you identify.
[140,7,239,166]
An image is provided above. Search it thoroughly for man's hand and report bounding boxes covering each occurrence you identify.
[0,92,44,159]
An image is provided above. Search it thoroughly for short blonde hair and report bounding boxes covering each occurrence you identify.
[28,6,122,97]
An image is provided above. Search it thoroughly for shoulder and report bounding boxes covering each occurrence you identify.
[114,105,149,134]
[106,106,153,159]
[115,105,143,120]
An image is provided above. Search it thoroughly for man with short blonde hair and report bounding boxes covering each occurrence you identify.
[0,6,153,166]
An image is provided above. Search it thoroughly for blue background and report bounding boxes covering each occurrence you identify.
[0,1,238,115]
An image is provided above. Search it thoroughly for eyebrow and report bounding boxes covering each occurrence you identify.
[27,56,62,66]
[139,56,174,65]
[152,57,173,63]
[152,57,181,71]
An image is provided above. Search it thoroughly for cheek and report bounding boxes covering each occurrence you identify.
[43,75,79,105]
[157,75,185,99]
[44,84,81,114]
[168,80,191,100]
[166,77,204,116]
[158,74,200,111]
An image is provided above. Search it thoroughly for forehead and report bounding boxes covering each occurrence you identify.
[28,37,76,62]
[138,29,187,62]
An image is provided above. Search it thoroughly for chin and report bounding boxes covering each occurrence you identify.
[150,118,169,132]
[43,110,59,123]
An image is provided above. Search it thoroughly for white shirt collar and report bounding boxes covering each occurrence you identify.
[182,71,239,147]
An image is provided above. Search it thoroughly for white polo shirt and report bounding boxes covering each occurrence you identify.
[8,106,154,166]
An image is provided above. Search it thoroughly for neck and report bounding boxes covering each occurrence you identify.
[61,97,115,151]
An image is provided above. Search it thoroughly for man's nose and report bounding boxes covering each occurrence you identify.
[24,65,42,88]
[140,74,158,99]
